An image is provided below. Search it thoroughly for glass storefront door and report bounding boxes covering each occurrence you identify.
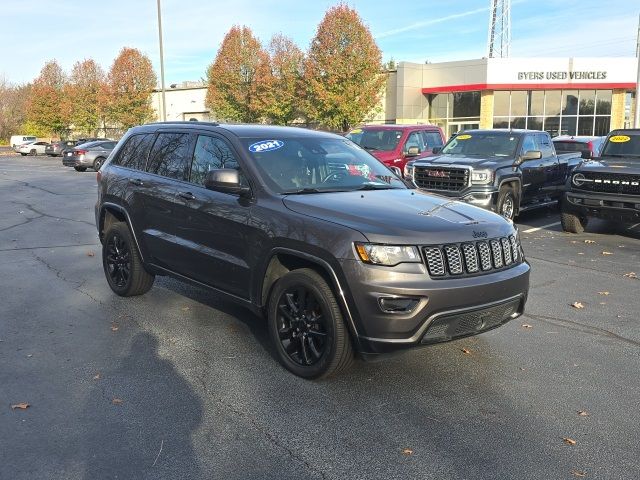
[448,122,479,137]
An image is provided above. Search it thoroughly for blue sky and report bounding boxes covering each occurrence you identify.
[1,0,637,85]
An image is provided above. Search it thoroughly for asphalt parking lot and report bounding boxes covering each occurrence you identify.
[1,154,639,480]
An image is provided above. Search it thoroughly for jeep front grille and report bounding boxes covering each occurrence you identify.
[423,235,521,278]
[413,166,469,192]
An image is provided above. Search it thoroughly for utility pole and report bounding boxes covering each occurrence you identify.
[156,0,167,122]
[634,13,640,128]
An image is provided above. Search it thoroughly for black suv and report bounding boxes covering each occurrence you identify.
[96,122,530,378]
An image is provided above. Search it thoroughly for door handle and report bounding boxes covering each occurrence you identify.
[129,178,144,186]
[177,191,196,201]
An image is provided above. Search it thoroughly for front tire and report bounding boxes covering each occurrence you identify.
[267,268,354,379]
[102,222,155,296]
[561,210,588,233]
[30,149,37,156]
[497,185,517,220]
[74,166,87,172]
[93,157,104,171]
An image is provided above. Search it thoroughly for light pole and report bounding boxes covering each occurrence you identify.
[156,0,167,121]
[634,14,640,128]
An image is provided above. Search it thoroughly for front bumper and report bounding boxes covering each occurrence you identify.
[407,178,500,212]
[564,191,640,223]
[340,258,530,354]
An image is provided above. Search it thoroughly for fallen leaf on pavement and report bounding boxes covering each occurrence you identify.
[11,403,30,410]
[577,410,589,416]
[181,307,190,311]
[563,437,577,446]
[402,448,413,456]
[623,272,638,279]
[111,325,119,332]
[601,251,613,255]
[461,348,471,355]
[93,373,101,380]
[570,469,587,477]
[86,251,95,257]
[112,398,123,405]
[521,324,533,329]
[583,240,596,244]
[597,292,610,295]
[571,302,585,309]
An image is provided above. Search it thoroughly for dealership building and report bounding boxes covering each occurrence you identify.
[153,57,638,138]
[377,57,637,137]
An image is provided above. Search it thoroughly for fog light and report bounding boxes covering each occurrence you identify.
[378,296,420,314]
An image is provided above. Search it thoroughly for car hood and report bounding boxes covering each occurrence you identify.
[282,189,514,244]
[574,156,640,175]
[411,153,511,168]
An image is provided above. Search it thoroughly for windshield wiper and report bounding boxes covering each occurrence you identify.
[363,146,380,151]
[283,187,350,195]
[352,183,399,191]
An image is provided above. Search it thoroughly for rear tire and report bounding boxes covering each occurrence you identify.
[20,153,27,156]
[74,166,87,172]
[267,268,354,379]
[30,149,36,156]
[102,222,155,296]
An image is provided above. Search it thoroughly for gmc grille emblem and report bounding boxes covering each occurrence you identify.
[428,170,450,178]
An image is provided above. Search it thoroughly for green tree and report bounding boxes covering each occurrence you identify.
[106,47,157,129]
[265,33,305,125]
[205,26,272,123]
[66,59,105,136]
[0,77,31,141]
[26,60,68,136]
[305,4,385,131]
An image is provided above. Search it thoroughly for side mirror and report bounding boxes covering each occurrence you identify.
[521,150,542,161]
[432,146,442,155]
[405,146,420,157]
[204,169,250,197]
[581,150,592,160]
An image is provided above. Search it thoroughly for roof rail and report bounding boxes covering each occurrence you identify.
[149,121,220,127]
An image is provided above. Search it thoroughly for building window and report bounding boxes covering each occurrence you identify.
[492,90,611,137]
[428,92,481,137]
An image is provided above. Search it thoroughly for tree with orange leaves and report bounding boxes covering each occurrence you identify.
[105,47,157,129]
[65,59,105,136]
[206,26,273,123]
[305,4,385,131]
[25,60,68,136]
[265,33,305,125]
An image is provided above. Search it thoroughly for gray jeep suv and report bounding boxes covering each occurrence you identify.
[96,122,530,379]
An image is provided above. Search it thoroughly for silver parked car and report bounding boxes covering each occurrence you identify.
[62,141,117,171]
[17,141,50,156]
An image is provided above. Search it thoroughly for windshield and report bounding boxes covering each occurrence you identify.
[242,137,406,194]
[345,128,403,152]
[441,132,520,157]
[601,134,640,158]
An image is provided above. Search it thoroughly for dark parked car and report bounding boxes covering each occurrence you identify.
[63,140,117,171]
[404,129,582,219]
[553,135,605,159]
[562,129,640,233]
[45,140,76,157]
[96,122,530,378]
[61,138,111,156]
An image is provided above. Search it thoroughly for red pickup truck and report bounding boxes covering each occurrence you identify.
[345,124,446,175]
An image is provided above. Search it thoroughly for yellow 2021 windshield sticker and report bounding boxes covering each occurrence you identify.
[609,135,630,143]
[456,134,472,140]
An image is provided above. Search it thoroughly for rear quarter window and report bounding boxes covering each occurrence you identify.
[112,134,155,170]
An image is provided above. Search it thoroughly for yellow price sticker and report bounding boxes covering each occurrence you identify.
[456,134,472,140]
[609,135,630,143]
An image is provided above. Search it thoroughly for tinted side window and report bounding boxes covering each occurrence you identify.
[521,135,537,154]
[422,131,444,148]
[536,134,554,159]
[190,135,240,186]
[146,133,192,180]
[112,134,155,170]
[404,131,426,153]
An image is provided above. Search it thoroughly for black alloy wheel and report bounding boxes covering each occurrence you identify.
[102,222,155,296]
[276,286,328,367]
[268,269,353,379]
[105,231,131,289]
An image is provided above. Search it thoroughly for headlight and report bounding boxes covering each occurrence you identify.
[471,169,493,184]
[404,163,414,177]
[355,243,421,266]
